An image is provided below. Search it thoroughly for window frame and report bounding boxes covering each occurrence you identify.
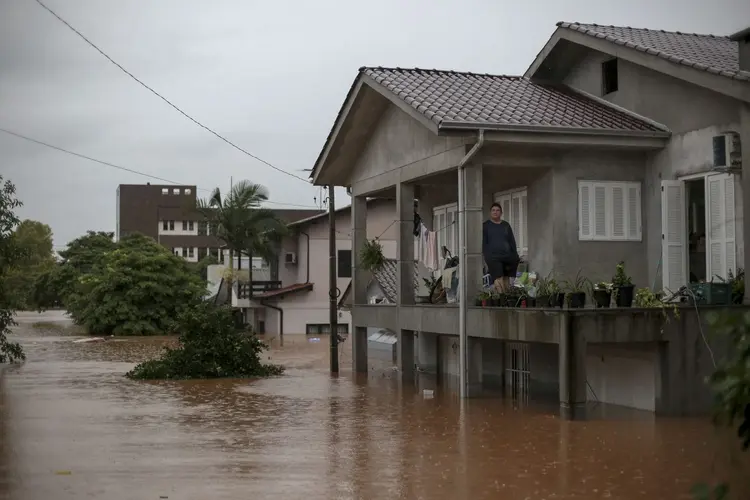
[162,220,168,230]
[493,187,528,258]
[602,58,619,95]
[182,220,188,231]
[432,202,458,260]
[577,180,642,242]
[169,220,175,231]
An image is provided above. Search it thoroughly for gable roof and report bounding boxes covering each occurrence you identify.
[362,67,667,133]
[553,22,750,82]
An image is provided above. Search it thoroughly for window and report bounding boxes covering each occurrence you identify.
[602,58,618,95]
[169,220,175,231]
[337,250,352,278]
[173,188,180,195]
[182,221,188,231]
[188,221,194,231]
[188,247,194,258]
[494,188,528,257]
[162,220,168,230]
[306,324,349,335]
[432,203,458,259]
[161,188,169,195]
[185,188,192,195]
[182,247,188,257]
[578,181,641,241]
[198,221,208,236]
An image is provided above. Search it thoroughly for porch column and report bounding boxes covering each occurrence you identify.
[464,164,484,291]
[398,329,416,381]
[351,195,369,373]
[742,102,750,304]
[396,182,415,305]
[558,312,587,420]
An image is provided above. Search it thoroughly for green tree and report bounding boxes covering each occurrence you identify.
[126,301,283,380]
[0,176,25,363]
[197,181,287,304]
[65,233,207,335]
[5,219,56,309]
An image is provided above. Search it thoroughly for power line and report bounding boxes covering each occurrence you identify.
[0,127,320,209]
[33,0,311,184]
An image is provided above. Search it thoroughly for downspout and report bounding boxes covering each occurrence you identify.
[300,230,311,283]
[457,130,485,400]
[262,300,283,344]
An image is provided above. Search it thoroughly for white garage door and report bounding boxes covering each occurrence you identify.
[586,347,656,412]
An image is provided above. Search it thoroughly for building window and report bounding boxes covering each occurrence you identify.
[173,188,180,195]
[602,58,618,95]
[169,220,175,231]
[578,181,641,241]
[432,203,458,260]
[188,247,194,258]
[182,221,188,231]
[337,250,352,278]
[306,324,349,335]
[185,188,192,195]
[494,188,528,258]
[162,220,168,230]
[198,221,208,235]
[182,247,188,257]
[188,221,194,231]
[161,188,169,195]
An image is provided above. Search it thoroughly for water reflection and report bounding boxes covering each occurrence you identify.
[1,313,748,499]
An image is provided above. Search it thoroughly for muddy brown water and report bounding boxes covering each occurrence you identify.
[0,311,747,500]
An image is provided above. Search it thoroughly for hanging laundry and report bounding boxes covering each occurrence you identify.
[425,231,439,270]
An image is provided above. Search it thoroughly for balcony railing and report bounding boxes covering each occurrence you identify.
[237,281,282,299]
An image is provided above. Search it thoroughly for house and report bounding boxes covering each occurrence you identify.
[236,197,398,337]
[310,22,750,417]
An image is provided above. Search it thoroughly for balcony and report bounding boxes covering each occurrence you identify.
[237,281,282,299]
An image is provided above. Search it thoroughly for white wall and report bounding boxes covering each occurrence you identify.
[586,344,659,412]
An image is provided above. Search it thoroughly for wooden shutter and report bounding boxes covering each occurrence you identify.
[627,184,641,240]
[661,180,687,292]
[594,184,607,238]
[578,182,592,240]
[706,173,736,281]
[611,184,625,238]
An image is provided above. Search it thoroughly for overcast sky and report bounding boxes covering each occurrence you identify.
[1,0,748,249]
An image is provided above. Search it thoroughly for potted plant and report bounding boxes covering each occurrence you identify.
[535,275,552,308]
[563,270,590,309]
[729,268,745,305]
[360,238,385,272]
[593,282,612,308]
[477,291,490,307]
[507,287,524,307]
[612,261,635,307]
[548,277,564,308]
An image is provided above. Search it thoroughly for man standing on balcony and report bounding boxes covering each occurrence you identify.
[482,203,519,293]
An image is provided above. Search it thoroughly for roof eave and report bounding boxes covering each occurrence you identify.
[438,120,671,138]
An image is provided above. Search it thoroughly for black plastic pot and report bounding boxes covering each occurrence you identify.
[537,294,551,308]
[593,289,612,308]
[568,292,586,308]
[615,285,635,307]
[475,298,483,307]
[552,292,565,308]
[525,297,536,308]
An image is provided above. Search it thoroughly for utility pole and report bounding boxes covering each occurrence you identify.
[328,185,339,373]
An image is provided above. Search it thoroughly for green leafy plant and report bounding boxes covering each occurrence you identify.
[360,238,385,272]
[728,268,745,305]
[612,261,632,287]
[594,281,612,291]
[563,269,592,294]
[634,287,679,330]
[126,302,284,380]
[0,176,25,363]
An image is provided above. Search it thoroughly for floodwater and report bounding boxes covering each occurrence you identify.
[0,312,747,500]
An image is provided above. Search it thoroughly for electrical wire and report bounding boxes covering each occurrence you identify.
[33,0,310,184]
[0,127,320,209]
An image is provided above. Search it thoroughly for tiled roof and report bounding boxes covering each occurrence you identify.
[362,67,667,133]
[371,259,421,303]
[557,22,750,82]
[255,282,313,300]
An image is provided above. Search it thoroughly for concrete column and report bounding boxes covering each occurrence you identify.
[396,182,415,305]
[416,331,438,373]
[464,164,484,292]
[351,195,369,373]
[467,337,483,396]
[742,103,750,304]
[558,312,587,420]
[398,329,415,381]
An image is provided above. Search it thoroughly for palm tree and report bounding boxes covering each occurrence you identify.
[197,181,287,305]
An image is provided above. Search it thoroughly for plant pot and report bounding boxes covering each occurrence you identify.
[593,289,611,308]
[537,295,551,308]
[488,297,497,307]
[568,291,586,308]
[476,298,484,307]
[495,295,506,307]
[615,284,635,307]
[552,292,565,308]
[526,297,536,308]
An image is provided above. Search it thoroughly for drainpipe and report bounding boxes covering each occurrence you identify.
[262,300,283,344]
[300,230,311,283]
[457,130,485,399]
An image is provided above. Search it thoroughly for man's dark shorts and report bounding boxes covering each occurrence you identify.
[487,259,518,281]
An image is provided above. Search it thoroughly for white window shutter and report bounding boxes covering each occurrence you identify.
[500,195,511,221]
[627,185,640,240]
[594,185,607,238]
[724,175,736,277]
[520,191,528,256]
[611,185,625,238]
[578,182,592,240]
[706,174,736,281]
[661,180,687,292]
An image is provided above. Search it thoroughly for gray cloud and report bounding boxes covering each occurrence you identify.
[1,0,747,249]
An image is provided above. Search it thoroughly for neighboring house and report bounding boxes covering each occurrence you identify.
[241,197,398,336]
[309,22,750,417]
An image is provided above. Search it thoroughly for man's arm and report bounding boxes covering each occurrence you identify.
[507,223,518,259]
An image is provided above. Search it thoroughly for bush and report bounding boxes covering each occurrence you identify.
[126,302,283,380]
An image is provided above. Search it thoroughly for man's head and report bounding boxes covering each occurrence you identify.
[490,202,502,222]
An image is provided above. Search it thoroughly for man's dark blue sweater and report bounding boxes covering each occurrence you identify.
[482,220,518,263]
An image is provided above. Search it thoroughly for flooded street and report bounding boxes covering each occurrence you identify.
[0,312,746,500]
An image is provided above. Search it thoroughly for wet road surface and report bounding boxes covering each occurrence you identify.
[0,311,747,499]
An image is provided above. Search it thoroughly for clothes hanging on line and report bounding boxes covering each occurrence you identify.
[425,230,439,270]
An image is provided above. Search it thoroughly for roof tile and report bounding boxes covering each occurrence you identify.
[556,22,750,82]
[362,67,666,133]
